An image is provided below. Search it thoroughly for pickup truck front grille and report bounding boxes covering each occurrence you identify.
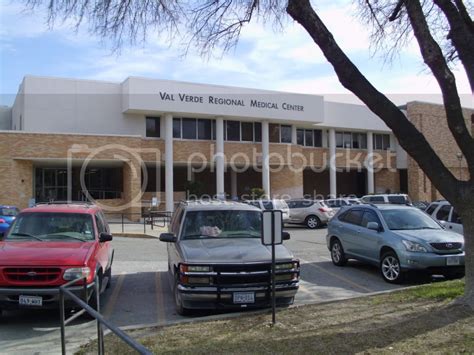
[3,268,62,283]
[212,264,297,287]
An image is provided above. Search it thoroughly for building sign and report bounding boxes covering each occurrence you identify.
[122,77,324,123]
[158,92,305,112]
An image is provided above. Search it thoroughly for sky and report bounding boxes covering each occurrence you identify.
[0,0,472,108]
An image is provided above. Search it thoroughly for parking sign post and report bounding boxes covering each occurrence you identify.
[262,210,283,325]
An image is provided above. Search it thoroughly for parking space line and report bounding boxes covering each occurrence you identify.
[155,272,167,325]
[103,272,126,319]
[300,259,374,293]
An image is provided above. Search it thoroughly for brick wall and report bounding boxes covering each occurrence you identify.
[406,102,473,202]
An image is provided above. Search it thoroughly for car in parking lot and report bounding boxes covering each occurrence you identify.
[243,199,290,223]
[159,200,300,315]
[325,198,361,212]
[361,194,412,205]
[425,200,463,235]
[326,204,464,283]
[0,203,114,313]
[0,206,19,236]
[286,199,334,229]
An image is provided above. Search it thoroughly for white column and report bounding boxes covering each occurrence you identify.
[291,125,297,144]
[164,113,174,212]
[367,131,375,194]
[231,169,238,200]
[262,121,270,197]
[215,117,225,200]
[329,128,337,198]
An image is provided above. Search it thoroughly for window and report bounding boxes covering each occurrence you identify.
[352,133,367,149]
[361,211,380,229]
[226,120,241,141]
[297,129,304,145]
[182,118,197,139]
[262,201,274,210]
[368,196,385,203]
[450,210,462,224]
[425,203,438,215]
[336,132,344,148]
[254,122,262,142]
[297,129,322,147]
[314,130,322,147]
[280,125,292,143]
[269,124,280,143]
[342,210,364,225]
[436,205,451,221]
[146,117,160,138]
[95,214,107,234]
[343,132,352,149]
[173,118,181,138]
[374,134,390,150]
[387,195,408,204]
[305,130,313,147]
[241,122,254,141]
[198,119,212,140]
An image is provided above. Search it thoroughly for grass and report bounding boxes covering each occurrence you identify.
[77,279,473,354]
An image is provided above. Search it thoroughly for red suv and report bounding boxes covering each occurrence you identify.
[0,203,114,313]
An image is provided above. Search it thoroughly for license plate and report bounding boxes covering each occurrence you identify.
[19,295,43,307]
[233,292,255,304]
[446,256,460,266]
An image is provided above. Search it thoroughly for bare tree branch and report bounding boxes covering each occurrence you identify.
[433,0,474,90]
[286,0,464,205]
[403,0,474,178]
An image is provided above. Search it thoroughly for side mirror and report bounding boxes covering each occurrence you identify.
[282,232,290,241]
[367,222,381,232]
[159,233,177,243]
[99,232,113,243]
[439,220,447,229]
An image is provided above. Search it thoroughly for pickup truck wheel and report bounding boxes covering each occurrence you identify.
[174,277,190,316]
[305,215,321,229]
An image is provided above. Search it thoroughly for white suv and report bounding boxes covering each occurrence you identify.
[243,199,290,223]
[425,200,463,235]
[286,199,334,229]
[361,194,411,205]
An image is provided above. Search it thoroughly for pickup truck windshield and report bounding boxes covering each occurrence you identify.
[5,212,95,241]
[182,210,261,239]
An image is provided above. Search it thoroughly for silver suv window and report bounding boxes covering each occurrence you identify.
[436,205,451,221]
[425,203,438,215]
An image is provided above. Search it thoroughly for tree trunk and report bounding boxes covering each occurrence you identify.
[461,206,474,309]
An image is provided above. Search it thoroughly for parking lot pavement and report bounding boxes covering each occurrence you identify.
[0,228,411,354]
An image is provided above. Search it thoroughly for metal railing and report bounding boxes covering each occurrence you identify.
[59,277,152,355]
[104,211,172,234]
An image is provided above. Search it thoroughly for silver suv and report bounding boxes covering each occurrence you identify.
[243,199,290,223]
[425,200,463,235]
[159,200,300,315]
[286,199,334,229]
[327,204,464,283]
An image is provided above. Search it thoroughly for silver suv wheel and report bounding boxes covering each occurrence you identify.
[380,252,402,283]
[306,216,320,229]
